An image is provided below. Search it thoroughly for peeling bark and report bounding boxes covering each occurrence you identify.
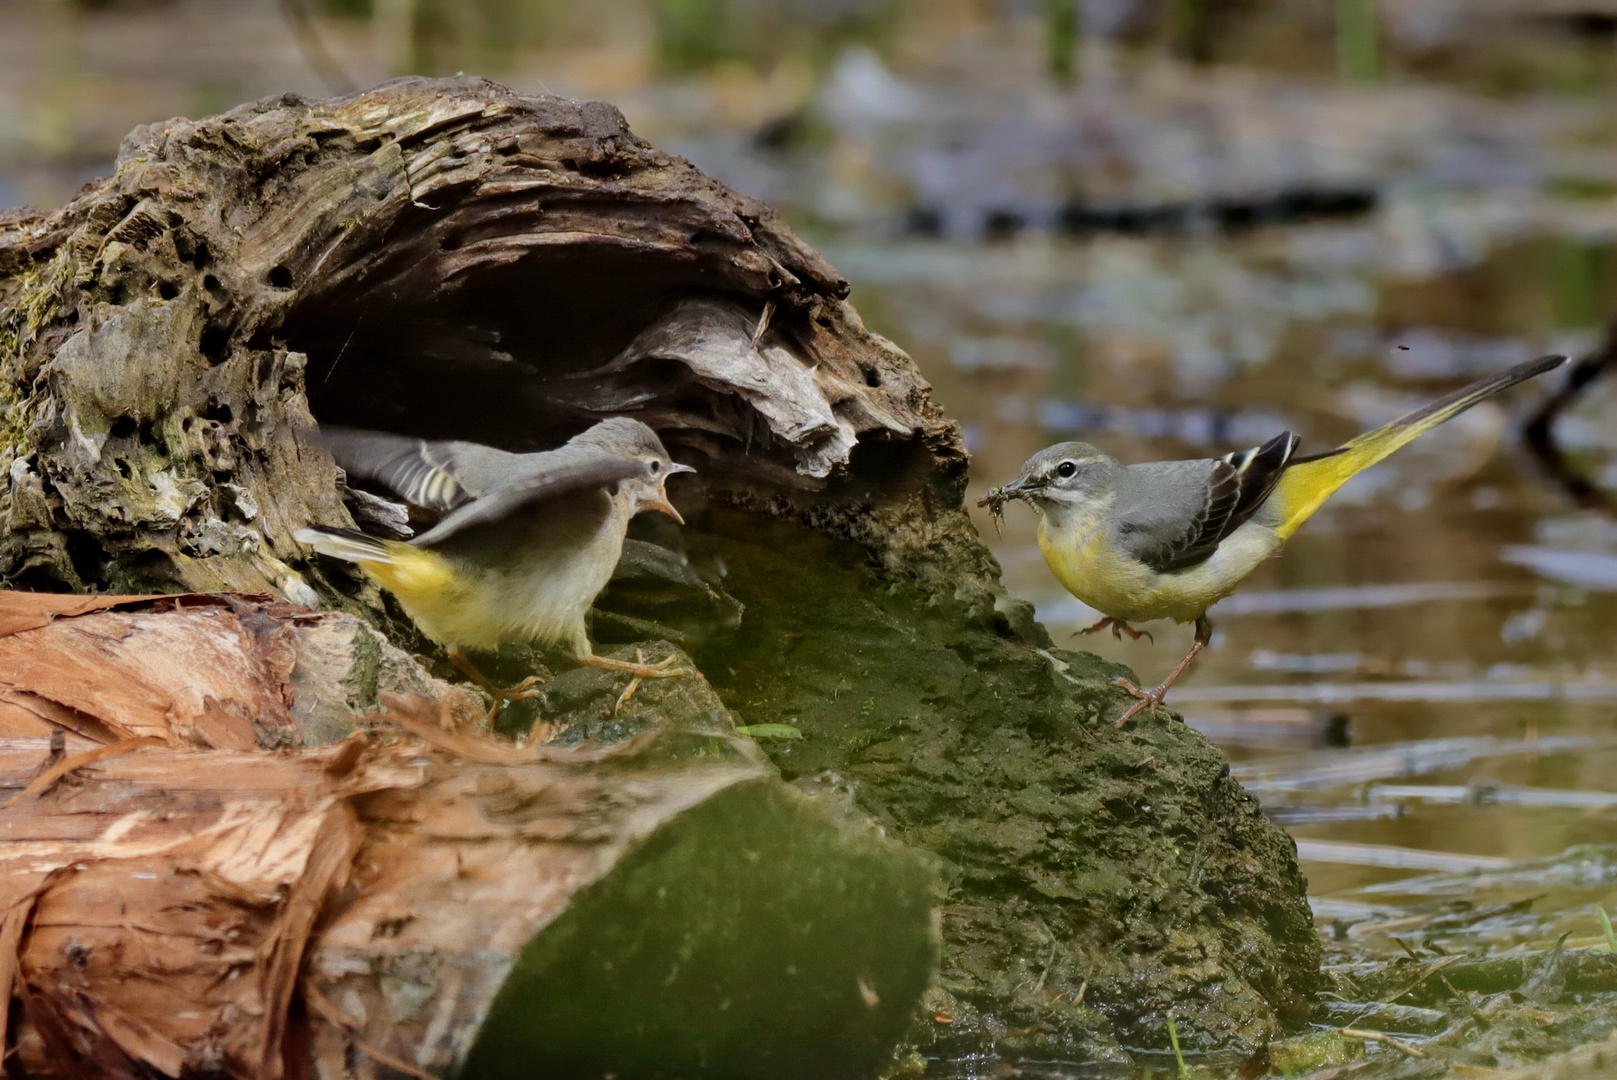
[0,76,1322,1066]
[0,593,939,1079]
[0,589,482,747]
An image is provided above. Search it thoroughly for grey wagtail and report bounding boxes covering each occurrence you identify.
[981,353,1566,727]
[294,417,696,714]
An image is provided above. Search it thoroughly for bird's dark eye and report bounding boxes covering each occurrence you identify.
[1056,460,1078,479]
[649,460,662,475]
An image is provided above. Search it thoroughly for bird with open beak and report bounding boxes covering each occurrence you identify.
[295,417,697,716]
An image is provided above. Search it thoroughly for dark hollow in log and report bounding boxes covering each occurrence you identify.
[0,76,1323,1063]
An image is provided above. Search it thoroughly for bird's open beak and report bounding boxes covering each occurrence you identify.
[648,464,694,524]
[647,491,685,524]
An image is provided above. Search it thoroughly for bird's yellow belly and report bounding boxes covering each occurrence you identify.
[366,560,595,654]
[359,555,504,650]
[1037,520,1283,624]
[356,516,624,658]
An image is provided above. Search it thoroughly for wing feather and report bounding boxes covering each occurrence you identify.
[1123,431,1300,573]
[410,455,647,546]
[315,425,651,547]
[317,427,495,511]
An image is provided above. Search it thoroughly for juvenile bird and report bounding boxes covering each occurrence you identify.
[294,417,696,713]
[982,354,1565,727]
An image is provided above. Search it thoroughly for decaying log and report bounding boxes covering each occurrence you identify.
[0,77,1322,1063]
[0,592,939,1079]
[0,588,483,747]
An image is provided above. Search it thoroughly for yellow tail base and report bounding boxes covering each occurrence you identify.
[1268,354,1564,538]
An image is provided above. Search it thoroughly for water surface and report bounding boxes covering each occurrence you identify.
[824,213,1617,950]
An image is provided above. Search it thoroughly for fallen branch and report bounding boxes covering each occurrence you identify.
[1339,1027,1430,1058]
[1332,949,1617,1002]
[1315,1001,1449,1036]
[1442,950,1617,997]
[1523,319,1616,508]
[0,702,938,1076]
[1379,953,1464,1004]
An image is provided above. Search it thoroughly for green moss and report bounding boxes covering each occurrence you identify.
[462,777,940,1080]
[685,510,1320,1058]
[0,251,71,461]
[1270,1029,1364,1076]
[1550,176,1617,202]
[344,623,384,707]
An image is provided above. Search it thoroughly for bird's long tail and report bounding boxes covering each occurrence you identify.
[293,525,457,596]
[1267,354,1565,539]
[293,525,406,564]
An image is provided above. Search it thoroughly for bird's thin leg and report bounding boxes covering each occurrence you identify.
[1075,617,1153,644]
[1111,616,1211,727]
[449,648,544,722]
[580,649,694,713]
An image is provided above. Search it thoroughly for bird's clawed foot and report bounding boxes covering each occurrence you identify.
[1107,616,1212,728]
[1111,676,1169,727]
[449,650,548,727]
[1076,617,1153,644]
[582,650,694,712]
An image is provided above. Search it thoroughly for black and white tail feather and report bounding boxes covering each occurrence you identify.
[293,525,403,565]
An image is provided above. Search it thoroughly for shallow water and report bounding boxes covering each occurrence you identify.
[815,212,1617,952]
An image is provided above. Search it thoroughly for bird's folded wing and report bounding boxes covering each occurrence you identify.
[1116,431,1300,573]
[409,454,648,547]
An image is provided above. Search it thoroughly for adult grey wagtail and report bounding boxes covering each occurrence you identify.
[294,417,696,714]
[981,354,1566,727]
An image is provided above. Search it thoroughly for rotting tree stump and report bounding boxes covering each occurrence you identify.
[0,590,939,1079]
[0,76,1322,1067]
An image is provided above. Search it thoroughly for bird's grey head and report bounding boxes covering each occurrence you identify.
[570,417,696,523]
[998,441,1123,517]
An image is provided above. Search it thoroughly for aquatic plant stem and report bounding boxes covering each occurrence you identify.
[1167,1014,1189,1078]
[1043,0,1078,83]
[1335,0,1379,84]
[1597,904,1617,952]
[1339,1027,1427,1058]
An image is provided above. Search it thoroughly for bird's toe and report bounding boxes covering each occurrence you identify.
[1112,675,1154,701]
[1110,677,1166,727]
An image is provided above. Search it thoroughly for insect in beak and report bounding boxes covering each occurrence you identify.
[1001,474,1043,495]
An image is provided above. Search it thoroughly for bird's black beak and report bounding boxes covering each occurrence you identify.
[999,474,1042,497]
[975,472,1040,516]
